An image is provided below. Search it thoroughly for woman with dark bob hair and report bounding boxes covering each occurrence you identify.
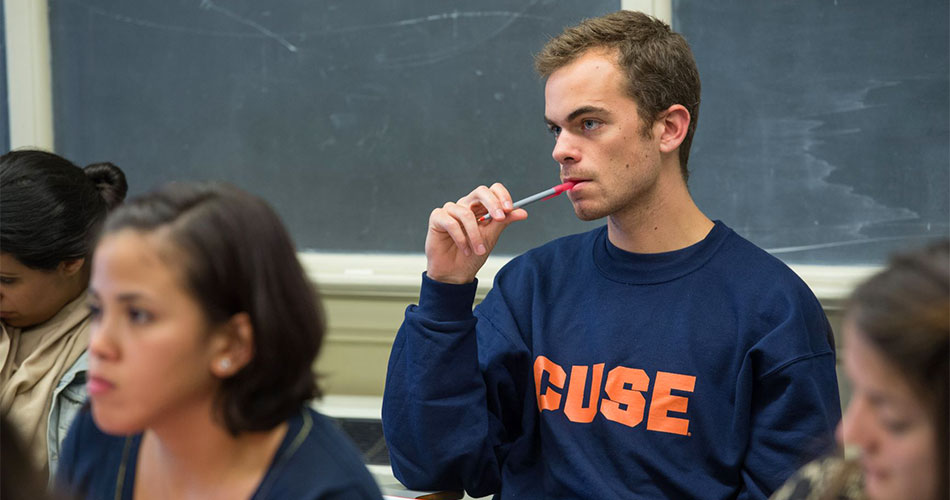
[771,239,949,500]
[0,149,127,481]
[57,183,382,499]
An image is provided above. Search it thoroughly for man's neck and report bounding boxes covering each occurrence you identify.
[606,167,713,254]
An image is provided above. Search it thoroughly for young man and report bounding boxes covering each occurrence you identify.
[382,11,840,499]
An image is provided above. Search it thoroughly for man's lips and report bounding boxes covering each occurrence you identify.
[563,179,590,193]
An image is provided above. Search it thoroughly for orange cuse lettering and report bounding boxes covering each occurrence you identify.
[646,371,696,435]
[534,356,566,412]
[563,363,605,423]
[533,357,696,436]
[600,367,649,428]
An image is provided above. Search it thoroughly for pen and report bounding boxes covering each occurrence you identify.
[478,181,576,222]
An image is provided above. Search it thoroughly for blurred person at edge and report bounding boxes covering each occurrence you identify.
[771,240,949,500]
[0,149,127,482]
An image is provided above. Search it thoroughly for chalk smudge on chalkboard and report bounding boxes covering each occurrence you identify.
[696,77,923,256]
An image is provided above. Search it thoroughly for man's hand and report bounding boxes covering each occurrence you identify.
[425,183,528,284]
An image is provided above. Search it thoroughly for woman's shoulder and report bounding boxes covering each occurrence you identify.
[254,407,381,499]
[57,405,137,499]
[289,408,369,467]
[770,456,864,500]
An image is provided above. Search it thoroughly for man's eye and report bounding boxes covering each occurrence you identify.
[582,119,600,131]
[0,277,17,285]
[548,125,561,137]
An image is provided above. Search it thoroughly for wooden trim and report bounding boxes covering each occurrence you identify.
[4,0,54,150]
[302,252,876,306]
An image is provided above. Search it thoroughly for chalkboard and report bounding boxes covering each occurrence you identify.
[49,0,615,255]
[48,1,948,264]
[677,0,949,264]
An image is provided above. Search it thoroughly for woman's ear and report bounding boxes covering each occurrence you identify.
[657,104,690,155]
[210,312,254,378]
[58,258,86,277]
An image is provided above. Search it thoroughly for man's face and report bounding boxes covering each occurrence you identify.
[544,49,664,222]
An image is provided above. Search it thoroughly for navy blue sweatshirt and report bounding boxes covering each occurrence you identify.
[383,222,840,499]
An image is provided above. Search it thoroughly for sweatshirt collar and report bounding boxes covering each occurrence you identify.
[592,220,731,285]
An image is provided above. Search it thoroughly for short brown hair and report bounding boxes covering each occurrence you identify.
[103,183,325,435]
[535,10,701,180]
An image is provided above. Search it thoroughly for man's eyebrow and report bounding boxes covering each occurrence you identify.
[545,105,610,126]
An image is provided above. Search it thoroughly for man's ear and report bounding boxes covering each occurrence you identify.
[657,104,691,154]
[58,258,86,277]
[210,312,255,378]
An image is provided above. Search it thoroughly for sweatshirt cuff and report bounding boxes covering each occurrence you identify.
[417,272,479,321]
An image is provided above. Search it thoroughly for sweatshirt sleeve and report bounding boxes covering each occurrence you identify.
[382,273,527,498]
[738,304,842,500]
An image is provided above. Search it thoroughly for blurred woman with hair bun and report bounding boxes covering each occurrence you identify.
[0,149,127,482]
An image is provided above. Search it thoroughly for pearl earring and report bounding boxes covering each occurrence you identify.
[219,358,232,370]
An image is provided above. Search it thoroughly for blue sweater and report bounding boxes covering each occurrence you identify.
[383,222,840,499]
[58,406,382,500]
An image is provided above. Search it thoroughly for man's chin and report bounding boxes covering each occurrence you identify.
[572,206,607,222]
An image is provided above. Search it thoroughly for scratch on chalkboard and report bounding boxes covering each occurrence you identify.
[382,10,546,29]
[65,0,264,39]
[259,44,269,94]
[292,9,548,35]
[363,182,381,236]
[200,0,298,53]
[64,1,542,65]
[66,0,298,52]
[382,9,540,68]
[308,5,545,69]
[766,234,931,254]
